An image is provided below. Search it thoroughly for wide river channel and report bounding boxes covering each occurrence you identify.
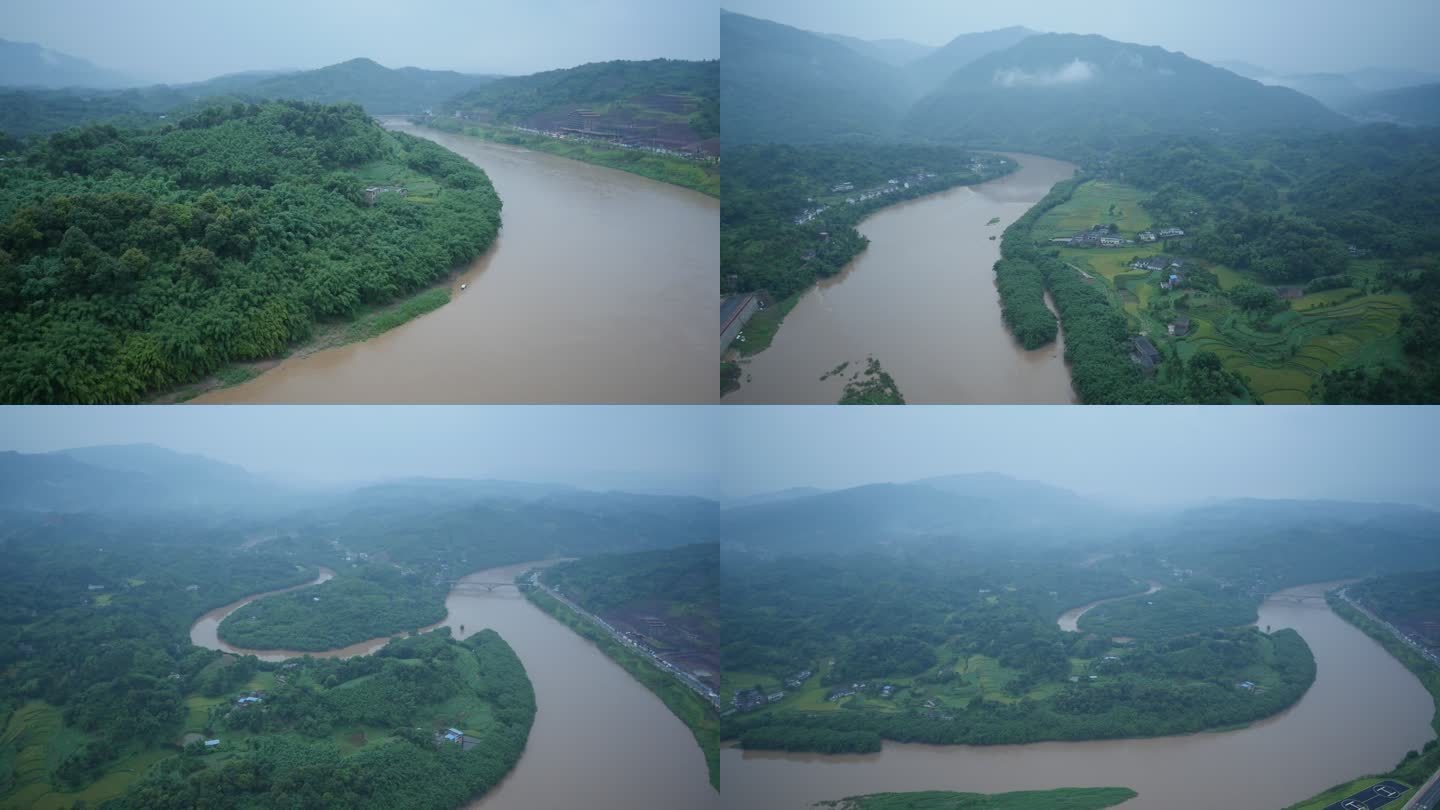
[725,152,1079,404]
[189,561,719,809]
[198,120,716,403]
[721,582,1436,809]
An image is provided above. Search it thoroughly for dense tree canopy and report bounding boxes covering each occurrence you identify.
[723,144,1007,300]
[0,100,501,403]
[218,566,449,651]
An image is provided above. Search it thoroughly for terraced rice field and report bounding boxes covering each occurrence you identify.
[1179,294,1409,403]
[0,701,169,810]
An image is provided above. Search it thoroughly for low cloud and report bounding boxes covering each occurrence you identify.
[993,58,1098,87]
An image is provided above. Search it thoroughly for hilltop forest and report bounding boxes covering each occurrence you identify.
[0,101,502,403]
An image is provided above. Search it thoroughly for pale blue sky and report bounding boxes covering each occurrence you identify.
[3,0,717,83]
[4,406,1436,508]
[0,406,718,494]
[719,406,1440,507]
[723,0,1440,75]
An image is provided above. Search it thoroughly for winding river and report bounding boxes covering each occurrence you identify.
[197,120,716,404]
[1056,581,1164,633]
[189,561,718,809]
[721,582,1437,809]
[725,153,1079,404]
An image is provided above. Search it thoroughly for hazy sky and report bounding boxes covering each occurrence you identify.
[0,406,717,495]
[3,0,717,83]
[723,0,1440,75]
[720,406,1440,507]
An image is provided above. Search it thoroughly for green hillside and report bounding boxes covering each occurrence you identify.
[906,33,1350,157]
[0,101,502,403]
[720,11,907,144]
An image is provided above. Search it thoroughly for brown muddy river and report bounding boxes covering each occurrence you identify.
[720,582,1437,809]
[724,153,1078,404]
[188,561,717,809]
[197,121,716,403]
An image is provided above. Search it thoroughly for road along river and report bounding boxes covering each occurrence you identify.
[725,152,1078,404]
[198,120,716,403]
[189,561,718,809]
[720,581,1436,809]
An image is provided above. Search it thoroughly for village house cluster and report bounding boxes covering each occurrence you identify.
[1055,224,1184,249]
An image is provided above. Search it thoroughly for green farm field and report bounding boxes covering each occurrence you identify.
[1039,180,1414,403]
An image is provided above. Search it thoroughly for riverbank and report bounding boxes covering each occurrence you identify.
[193,119,715,403]
[720,581,1435,810]
[816,787,1138,810]
[723,152,1079,404]
[521,579,720,789]
[722,155,1020,368]
[1282,591,1440,809]
[421,118,718,198]
[156,280,462,403]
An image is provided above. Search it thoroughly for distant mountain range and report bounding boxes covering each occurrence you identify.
[1340,82,1440,127]
[720,472,1440,561]
[0,444,720,520]
[190,57,495,114]
[904,33,1349,151]
[0,38,135,89]
[721,13,1422,153]
[818,33,935,67]
[442,58,718,142]
[721,473,1121,555]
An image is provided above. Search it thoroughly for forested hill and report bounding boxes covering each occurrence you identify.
[0,101,502,403]
[0,38,134,89]
[217,57,494,115]
[443,58,719,140]
[720,11,906,144]
[1341,82,1440,127]
[905,33,1351,156]
[0,58,494,139]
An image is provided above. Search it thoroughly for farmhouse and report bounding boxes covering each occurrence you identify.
[1157,227,1185,238]
[1168,317,1191,337]
[1138,231,1157,243]
[1131,256,1170,273]
[1130,336,1162,372]
[364,186,408,206]
[1099,235,1126,247]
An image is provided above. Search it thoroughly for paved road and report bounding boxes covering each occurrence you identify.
[1407,767,1440,809]
[529,570,721,710]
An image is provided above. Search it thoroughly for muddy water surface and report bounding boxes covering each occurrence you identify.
[188,561,718,808]
[198,121,715,403]
[721,582,1436,809]
[725,153,1078,404]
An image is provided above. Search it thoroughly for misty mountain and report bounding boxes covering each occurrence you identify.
[906,34,1352,153]
[1341,82,1440,126]
[441,58,718,140]
[1137,498,1440,588]
[0,445,290,513]
[722,487,829,509]
[0,38,135,89]
[721,475,1114,556]
[199,57,494,115]
[820,33,936,67]
[1346,66,1440,93]
[902,26,1038,99]
[1216,61,1367,108]
[721,10,907,144]
[911,472,1091,507]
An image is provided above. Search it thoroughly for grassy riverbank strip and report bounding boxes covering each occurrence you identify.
[1282,591,1440,809]
[156,283,456,402]
[421,117,718,198]
[817,787,1139,810]
[519,580,720,790]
